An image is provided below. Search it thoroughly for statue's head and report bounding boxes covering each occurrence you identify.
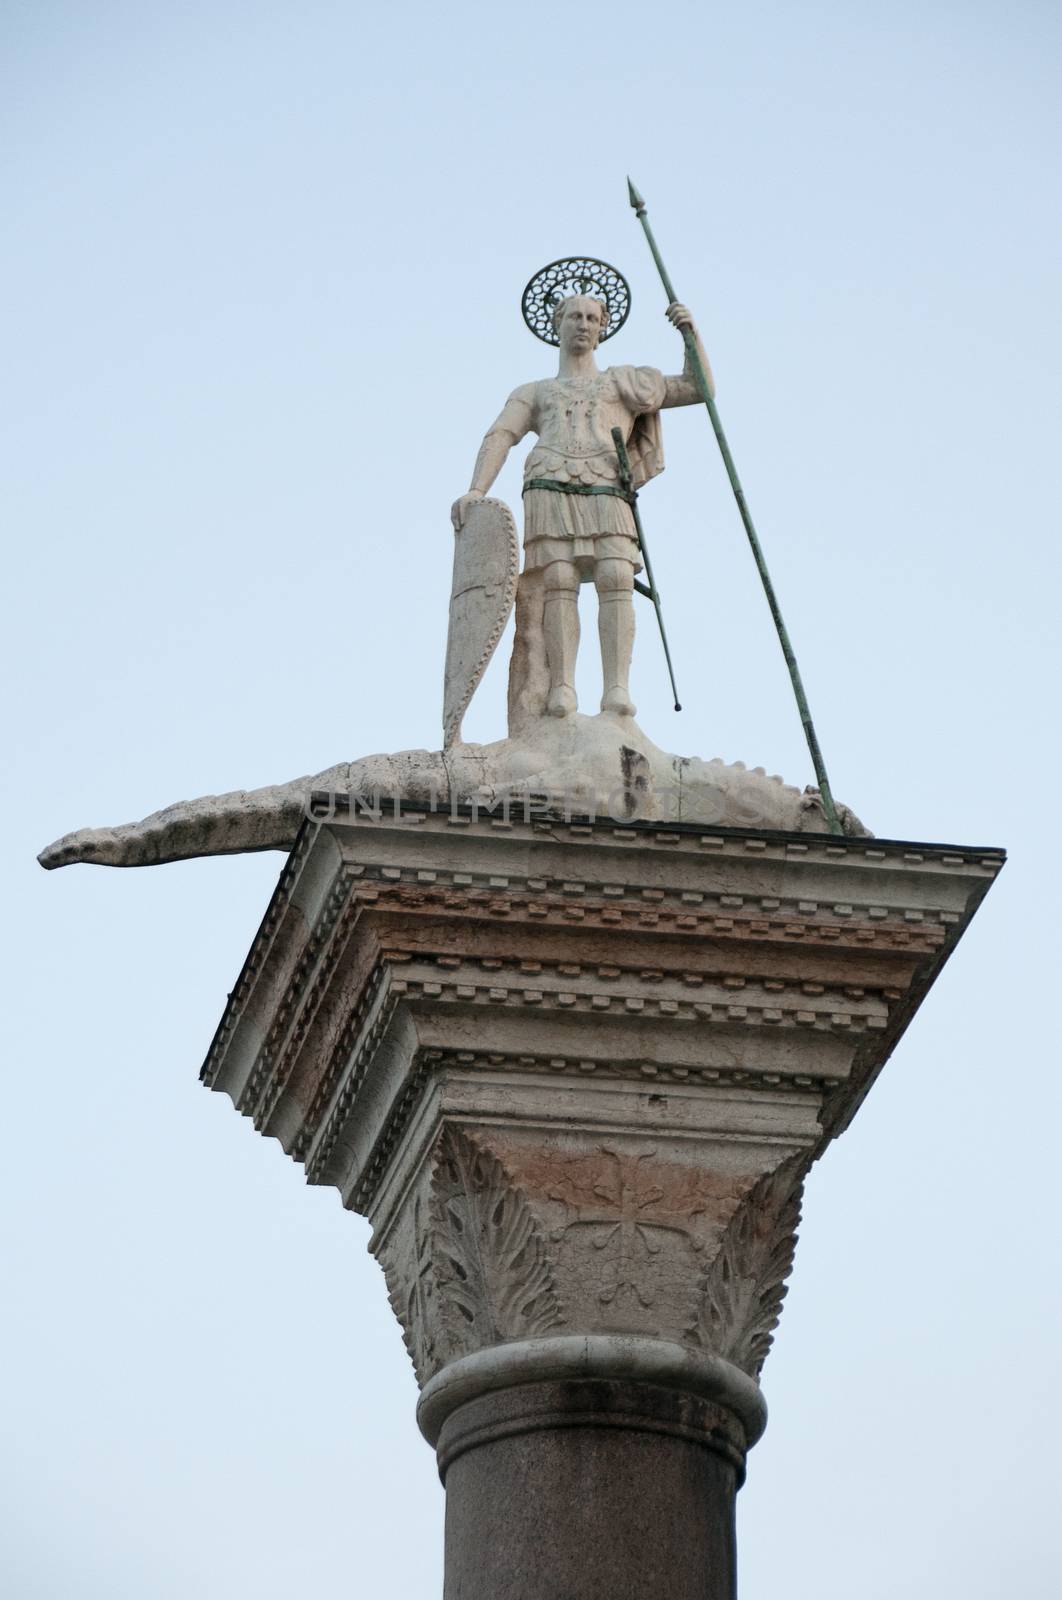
[552,294,608,352]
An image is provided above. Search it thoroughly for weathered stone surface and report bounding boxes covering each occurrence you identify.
[34,230,1004,1595]
[195,807,999,1592]
[438,1380,742,1600]
[443,496,519,749]
[37,287,872,877]
[451,293,712,721]
[201,809,1000,1424]
[37,734,867,870]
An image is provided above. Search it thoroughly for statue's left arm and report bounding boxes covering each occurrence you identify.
[451,386,534,532]
[660,303,716,407]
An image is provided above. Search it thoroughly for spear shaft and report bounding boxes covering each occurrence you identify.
[610,426,681,712]
[627,178,843,835]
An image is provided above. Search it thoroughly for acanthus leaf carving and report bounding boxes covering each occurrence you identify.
[381,1193,439,1384]
[431,1126,564,1358]
[687,1156,805,1378]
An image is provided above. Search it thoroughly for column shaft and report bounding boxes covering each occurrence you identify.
[438,1380,743,1600]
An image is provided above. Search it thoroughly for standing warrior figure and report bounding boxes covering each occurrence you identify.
[451,263,713,719]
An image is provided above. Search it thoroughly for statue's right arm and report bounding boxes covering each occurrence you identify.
[660,305,715,407]
[451,387,534,531]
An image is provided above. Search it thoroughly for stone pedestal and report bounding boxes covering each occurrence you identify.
[202,804,1001,1596]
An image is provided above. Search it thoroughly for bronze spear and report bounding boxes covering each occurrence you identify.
[628,177,843,835]
[610,425,681,712]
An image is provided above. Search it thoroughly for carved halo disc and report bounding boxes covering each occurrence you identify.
[521,257,631,346]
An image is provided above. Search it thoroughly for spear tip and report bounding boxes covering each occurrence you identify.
[627,176,646,215]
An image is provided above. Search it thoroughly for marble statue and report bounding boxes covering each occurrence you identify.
[451,295,711,722]
[38,260,867,873]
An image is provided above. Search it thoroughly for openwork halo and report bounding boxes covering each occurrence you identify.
[521,257,631,346]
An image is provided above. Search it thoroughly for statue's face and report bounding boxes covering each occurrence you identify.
[558,296,605,353]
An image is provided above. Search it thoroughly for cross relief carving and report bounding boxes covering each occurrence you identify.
[378,1126,804,1384]
[548,1146,708,1310]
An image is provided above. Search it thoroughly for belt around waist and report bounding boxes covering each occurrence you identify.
[523,478,632,502]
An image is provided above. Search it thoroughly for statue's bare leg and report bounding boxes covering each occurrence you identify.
[543,559,580,717]
[595,557,637,717]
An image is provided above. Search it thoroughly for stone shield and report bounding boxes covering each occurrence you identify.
[443,496,519,747]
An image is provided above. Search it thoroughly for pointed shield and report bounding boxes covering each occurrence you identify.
[443,496,519,747]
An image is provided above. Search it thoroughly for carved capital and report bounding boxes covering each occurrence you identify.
[379,1127,565,1383]
[202,811,1000,1437]
[686,1156,804,1378]
[377,1123,805,1393]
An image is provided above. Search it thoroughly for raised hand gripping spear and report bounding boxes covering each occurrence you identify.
[628,178,843,835]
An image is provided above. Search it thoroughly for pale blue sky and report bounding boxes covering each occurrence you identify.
[4,3,1060,1596]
